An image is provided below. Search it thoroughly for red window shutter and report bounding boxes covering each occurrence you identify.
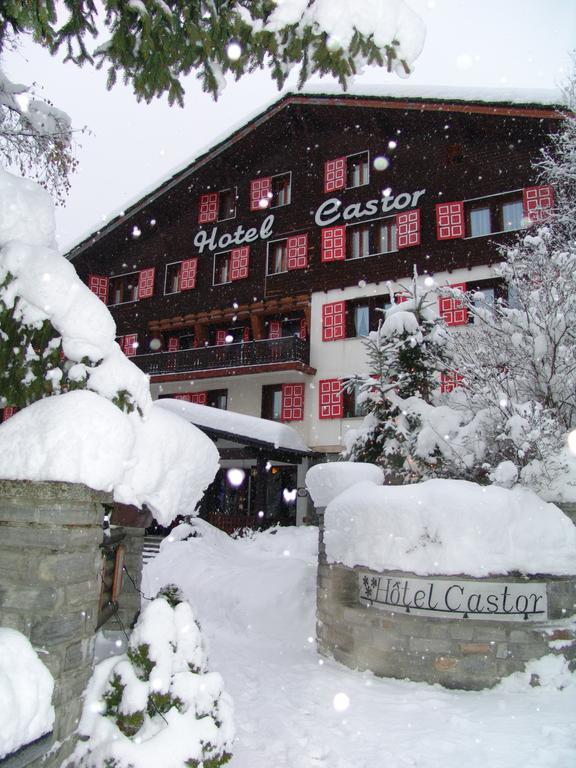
[122,334,138,357]
[395,293,409,304]
[324,157,346,193]
[299,318,307,340]
[88,274,109,304]
[321,225,346,262]
[2,406,17,422]
[242,326,250,343]
[439,283,468,326]
[167,337,180,352]
[138,268,155,299]
[250,177,272,211]
[189,392,208,405]
[198,192,219,224]
[319,379,343,419]
[231,246,250,280]
[436,202,465,240]
[523,185,554,223]
[287,234,308,270]
[440,370,464,394]
[321,301,346,341]
[173,393,192,402]
[281,383,304,421]
[180,258,198,290]
[268,320,282,339]
[216,330,227,346]
[396,209,421,249]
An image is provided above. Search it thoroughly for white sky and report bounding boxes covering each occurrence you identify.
[5,0,576,252]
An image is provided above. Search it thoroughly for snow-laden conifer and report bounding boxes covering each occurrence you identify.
[75,586,234,768]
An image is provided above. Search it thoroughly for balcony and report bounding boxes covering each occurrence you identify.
[132,336,313,380]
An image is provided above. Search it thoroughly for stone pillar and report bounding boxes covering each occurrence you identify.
[0,480,110,767]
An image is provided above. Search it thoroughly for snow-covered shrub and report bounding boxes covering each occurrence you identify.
[0,167,149,414]
[0,167,220,525]
[75,586,234,768]
[344,274,449,483]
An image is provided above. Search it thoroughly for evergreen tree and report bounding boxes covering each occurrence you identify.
[76,585,234,768]
[344,276,449,483]
[1,1,425,105]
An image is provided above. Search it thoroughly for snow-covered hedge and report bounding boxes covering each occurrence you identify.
[0,628,55,759]
[74,587,234,768]
[324,478,576,577]
[0,168,219,525]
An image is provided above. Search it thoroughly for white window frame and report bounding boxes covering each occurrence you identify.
[463,188,525,240]
[345,150,370,190]
[213,250,232,286]
[270,171,293,209]
[346,215,397,260]
[217,186,238,222]
[164,260,182,295]
[266,237,289,275]
[109,270,140,306]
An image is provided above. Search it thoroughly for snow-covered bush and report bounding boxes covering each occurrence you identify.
[0,167,219,525]
[74,586,234,768]
[344,274,449,483]
[0,628,55,759]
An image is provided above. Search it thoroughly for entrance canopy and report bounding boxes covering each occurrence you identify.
[156,398,312,462]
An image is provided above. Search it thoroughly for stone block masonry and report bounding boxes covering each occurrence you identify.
[315,506,576,689]
[0,480,111,767]
[317,560,576,690]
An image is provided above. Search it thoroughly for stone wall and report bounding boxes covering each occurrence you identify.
[0,480,110,767]
[316,513,576,690]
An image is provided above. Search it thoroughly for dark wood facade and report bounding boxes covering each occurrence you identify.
[69,93,561,376]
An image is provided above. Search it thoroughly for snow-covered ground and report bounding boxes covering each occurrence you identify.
[142,522,576,768]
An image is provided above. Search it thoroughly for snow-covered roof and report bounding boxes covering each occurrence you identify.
[156,399,311,456]
[65,87,564,259]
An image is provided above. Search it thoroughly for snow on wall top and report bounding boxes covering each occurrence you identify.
[306,462,384,507]
[0,393,220,526]
[324,478,576,577]
[64,85,563,257]
[156,399,310,454]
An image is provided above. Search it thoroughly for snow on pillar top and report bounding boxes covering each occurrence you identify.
[0,168,56,248]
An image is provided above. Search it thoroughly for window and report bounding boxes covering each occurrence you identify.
[218,188,237,221]
[179,333,196,350]
[118,334,138,356]
[250,173,292,211]
[261,384,304,421]
[318,379,363,418]
[346,295,391,337]
[261,384,283,421]
[267,241,287,274]
[213,247,250,285]
[436,187,553,242]
[198,187,237,224]
[162,259,197,294]
[347,218,397,259]
[267,234,308,274]
[324,151,369,192]
[109,272,139,305]
[347,151,369,188]
[343,382,365,418]
[271,173,291,207]
[207,389,228,410]
[467,193,524,238]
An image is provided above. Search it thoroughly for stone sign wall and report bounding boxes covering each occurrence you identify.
[316,512,576,690]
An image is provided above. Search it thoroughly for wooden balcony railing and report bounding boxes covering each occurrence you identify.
[132,336,310,377]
